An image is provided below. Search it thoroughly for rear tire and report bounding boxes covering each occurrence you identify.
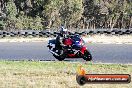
[83,50,92,61]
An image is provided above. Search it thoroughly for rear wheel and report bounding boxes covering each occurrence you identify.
[83,50,92,61]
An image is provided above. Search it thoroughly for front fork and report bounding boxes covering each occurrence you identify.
[80,46,87,55]
[47,44,53,50]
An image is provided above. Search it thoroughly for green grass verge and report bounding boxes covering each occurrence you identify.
[0,61,131,88]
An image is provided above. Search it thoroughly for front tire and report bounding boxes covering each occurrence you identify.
[83,50,92,61]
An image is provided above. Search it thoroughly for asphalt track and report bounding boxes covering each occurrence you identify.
[0,42,132,64]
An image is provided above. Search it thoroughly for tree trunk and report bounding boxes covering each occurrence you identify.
[111,19,117,29]
[0,1,1,11]
[111,15,119,29]
[109,19,112,29]
[130,16,132,29]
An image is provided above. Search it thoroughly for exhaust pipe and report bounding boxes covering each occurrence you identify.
[49,50,59,56]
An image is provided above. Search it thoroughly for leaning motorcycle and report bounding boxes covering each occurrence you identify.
[47,35,92,61]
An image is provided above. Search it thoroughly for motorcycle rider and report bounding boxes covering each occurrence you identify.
[54,25,68,54]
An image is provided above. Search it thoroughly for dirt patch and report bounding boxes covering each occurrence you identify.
[83,35,132,44]
[0,35,132,44]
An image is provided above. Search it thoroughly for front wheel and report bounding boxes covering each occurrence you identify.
[83,50,92,61]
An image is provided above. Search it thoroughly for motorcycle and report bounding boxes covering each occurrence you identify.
[47,34,92,61]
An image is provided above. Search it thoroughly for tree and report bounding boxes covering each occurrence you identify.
[0,0,131,30]
[59,0,83,28]
[5,0,17,30]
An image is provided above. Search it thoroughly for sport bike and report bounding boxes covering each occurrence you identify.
[47,34,92,61]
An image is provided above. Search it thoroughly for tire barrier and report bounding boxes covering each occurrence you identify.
[0,29,131,38]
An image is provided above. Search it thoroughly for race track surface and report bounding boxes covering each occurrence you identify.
[0,42,132,64]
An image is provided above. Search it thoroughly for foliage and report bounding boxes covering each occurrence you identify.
[0,0,131,30]
[0,20,5,30]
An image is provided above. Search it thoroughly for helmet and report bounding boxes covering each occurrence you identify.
[60,26,67,34]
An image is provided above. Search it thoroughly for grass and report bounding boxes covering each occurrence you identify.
[0,61,131,88]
